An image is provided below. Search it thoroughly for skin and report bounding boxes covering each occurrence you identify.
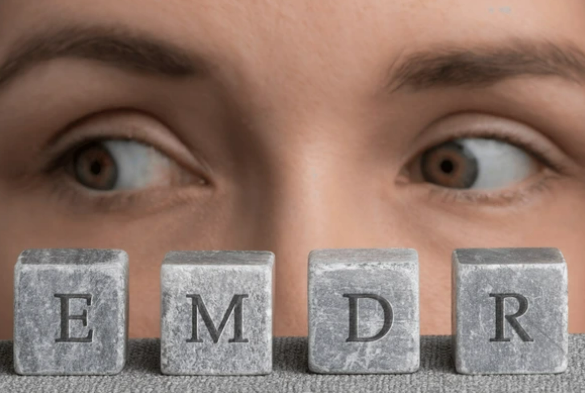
[0,0,584,339]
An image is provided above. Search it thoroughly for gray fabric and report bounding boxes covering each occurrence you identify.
[0,335,583,392]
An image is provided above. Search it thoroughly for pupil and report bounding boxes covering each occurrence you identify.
[90,161,102,176]
[440,159,454,174]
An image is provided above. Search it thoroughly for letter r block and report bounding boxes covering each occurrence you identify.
[453,248,568,374]
[308,249,420,374]
[13,249,128,375]
[160,250,274,375]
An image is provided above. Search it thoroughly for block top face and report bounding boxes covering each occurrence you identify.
[163,250,274,267]
[309,248,417,268]
[453,248,564,266]
[17,249,128,266]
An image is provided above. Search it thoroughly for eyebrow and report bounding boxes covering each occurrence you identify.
[0,25,206,90]
[387,38,585,92]
[2,26,584,96]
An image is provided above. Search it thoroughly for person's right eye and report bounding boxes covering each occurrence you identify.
[70,139,195,192]
[37,111,212,214]
[43,134,211,214]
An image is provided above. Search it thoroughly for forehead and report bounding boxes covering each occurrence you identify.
[2,0,583,56]
[0,0,584,106]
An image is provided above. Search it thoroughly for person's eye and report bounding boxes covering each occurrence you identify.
[65,139,202,192]
[415,138,540,190]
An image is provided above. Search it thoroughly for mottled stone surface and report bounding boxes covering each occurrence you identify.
[308,248,420,374]
[453,248,568,375]
[4,336,585,392]
[13,249,129,375]
[160,250,274,375]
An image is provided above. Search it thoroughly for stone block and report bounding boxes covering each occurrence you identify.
[13,248,129,375]
[160,250,274,375]
[308,248,420,374]
[453,248,568,374]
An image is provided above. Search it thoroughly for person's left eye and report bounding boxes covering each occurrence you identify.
[410,138,541,190]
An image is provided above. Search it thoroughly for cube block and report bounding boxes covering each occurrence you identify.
[13,249,129,375]
[308,248,420,374]
[453,248,568,374]
[160,250,274,375]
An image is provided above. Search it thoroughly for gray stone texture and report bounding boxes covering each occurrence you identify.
[453,248,568,375]
[160,250,274,375]
[308,248,420,374]
[4,336,585,393]
[13,249,129,375]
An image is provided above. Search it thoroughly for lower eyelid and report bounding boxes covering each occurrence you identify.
[47,175,142,212]
[46,170,209,216]
[425,171,562,207]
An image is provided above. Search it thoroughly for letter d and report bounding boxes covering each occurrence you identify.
[343,294,393,342]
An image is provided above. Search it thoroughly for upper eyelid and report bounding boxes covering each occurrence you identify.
[407,122,572,176]
[432,132,559,171]
[49,122,566,179]
[40,112,213,183]
[47,134,209,184]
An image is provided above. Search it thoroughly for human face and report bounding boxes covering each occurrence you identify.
[0,0,584,338]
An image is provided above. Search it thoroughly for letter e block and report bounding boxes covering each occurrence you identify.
[308,248,420,374]
[453,248,568,374]
[160,251,274,375]
[14,249,129,375]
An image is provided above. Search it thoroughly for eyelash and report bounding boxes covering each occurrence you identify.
[421,130,565,173]
[44,135,207,214]
[47,177,144,213]
[46,136,130,174]
[427,173,561,206]
[44,126,564,211]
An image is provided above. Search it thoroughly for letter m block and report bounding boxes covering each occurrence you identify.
[453,248,568,374]
[13,249,129,375]
[308,249,420,374]
[160,251,274,375]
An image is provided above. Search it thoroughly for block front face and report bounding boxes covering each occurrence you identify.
[160,251,274,375]
[308,249,419,374]
[14,249,129,375]
[453,248,568,374]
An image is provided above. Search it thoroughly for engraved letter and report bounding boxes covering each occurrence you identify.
[54,294,93,343]
[343,294,393,342]
[489,293,533,342]
[187,294,249,343]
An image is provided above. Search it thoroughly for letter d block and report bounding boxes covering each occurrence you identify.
[14,249,128,375]
[308,249,420,374]
[160,251,274,375]
[453,248,568,374]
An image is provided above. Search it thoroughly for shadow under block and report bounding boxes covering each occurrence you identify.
[453,248,568,375]
[13,249,129,375]
[308,248,420,374]
[160,250,274,375]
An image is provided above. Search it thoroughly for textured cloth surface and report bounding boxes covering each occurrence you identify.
[0,335,583,392]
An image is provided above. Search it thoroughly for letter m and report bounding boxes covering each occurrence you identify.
[186,294,249,343]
